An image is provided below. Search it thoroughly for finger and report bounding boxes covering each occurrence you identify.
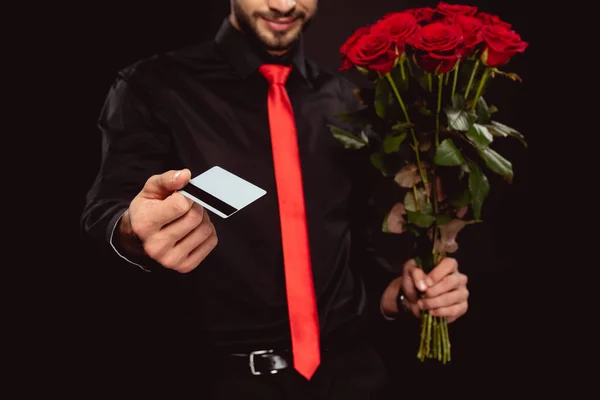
[425,272,467,298]
[401,297,421,319]
[409,264,430,293]
[427,257,458,285]
[176,226,219,273]
[173,214,215,259]
[156,207,212,267]
[419,287,469,311]
[161,219,216,272]
[142,169,192,200]
[401,259,421,302]
[138,191,196,235]
[160,202,206,243]
[430,302,468,323]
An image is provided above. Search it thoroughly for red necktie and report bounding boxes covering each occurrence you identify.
[259,64,320,380]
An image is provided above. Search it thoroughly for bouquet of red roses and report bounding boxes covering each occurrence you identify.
[330,2,528,363]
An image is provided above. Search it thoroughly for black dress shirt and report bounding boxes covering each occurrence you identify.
[81,18,398,353]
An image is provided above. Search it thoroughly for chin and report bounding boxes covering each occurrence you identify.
[260,29,302,51]
[255,18,302,47]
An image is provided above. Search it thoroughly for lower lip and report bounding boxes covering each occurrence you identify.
[262,18,297,32]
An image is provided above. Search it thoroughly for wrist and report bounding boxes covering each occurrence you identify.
[117,210,146,257]
[381,276,403,317]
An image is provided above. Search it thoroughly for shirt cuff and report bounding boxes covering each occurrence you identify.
[380,293,397,321]
[109,210,152,273]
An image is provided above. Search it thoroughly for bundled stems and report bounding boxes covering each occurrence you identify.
[418,186,451,363]
[417,72,451,363]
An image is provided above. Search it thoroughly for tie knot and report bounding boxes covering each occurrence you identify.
[259,64,291,86]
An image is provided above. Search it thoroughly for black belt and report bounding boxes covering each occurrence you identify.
[219,338,367,376]
[226,349,294,376]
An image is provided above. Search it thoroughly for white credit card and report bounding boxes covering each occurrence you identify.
[178,166,267,218]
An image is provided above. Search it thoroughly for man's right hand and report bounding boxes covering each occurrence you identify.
[118,169,218,273]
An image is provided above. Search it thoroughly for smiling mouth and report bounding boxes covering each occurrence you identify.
[261,17,299,32]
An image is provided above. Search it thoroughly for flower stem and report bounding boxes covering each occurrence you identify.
[471,67,491,111]
[406,55,414,76]
[399,57,406,80]
[464,59,479,99]
[451,62,459,101]
[412,186,420,212]
[384,73,428,185]
[436,74,443,147]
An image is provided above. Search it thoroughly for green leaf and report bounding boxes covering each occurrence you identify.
[433,138,464,166]
[451,189,471,208]
[486,120,527,148]
[356,66,369,75]
[403,189,426,212]
[419,107,434,117]
[333,108,372,126]
[391,122,414,132]
[477,147,513,183]
[476,96,492,124]
[406,203,435,228]
[374,78,393,120]
[466,123,493,148]
[436,214,453,226]
[328,125,367,149]
[370,152,388,176]
[452,93,466,110]
[383,132,407,154]
[407,211,436,228]
[444,107,476,131]
[468,162,489,221]
[381,213,390,233]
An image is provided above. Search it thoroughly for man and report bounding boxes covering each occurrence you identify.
[81,0,469,398]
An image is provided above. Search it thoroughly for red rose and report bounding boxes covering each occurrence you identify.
[405,7,436,24]
[443,14,484,57]
[435,2,478,17]
[371,12,419,47]
[345,32,397,74]
[408,22,464,73]
[339,25,371,70]
[480,24,527,67]
[476,12,512,29]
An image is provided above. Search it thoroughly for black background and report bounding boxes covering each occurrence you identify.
[14,0,556,397]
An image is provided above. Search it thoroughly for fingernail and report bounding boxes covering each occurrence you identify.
[172,170,182,181]
[426,278,434,286]
[418,280,427,291]
[418,300,424,309]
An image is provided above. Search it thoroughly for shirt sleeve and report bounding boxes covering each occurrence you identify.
[80,66,173,271]
[349,155,403,322]
[334,78,404,322]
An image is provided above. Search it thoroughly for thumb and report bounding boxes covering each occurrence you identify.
[402,258,428,303]
[141,169,192,199]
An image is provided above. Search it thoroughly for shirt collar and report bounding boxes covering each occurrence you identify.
[214,18,309,84]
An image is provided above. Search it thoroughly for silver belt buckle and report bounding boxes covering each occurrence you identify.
[249,349,278,376]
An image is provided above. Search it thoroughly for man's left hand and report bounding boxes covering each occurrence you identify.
[412,257,469,323]
[382,257,469,323]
